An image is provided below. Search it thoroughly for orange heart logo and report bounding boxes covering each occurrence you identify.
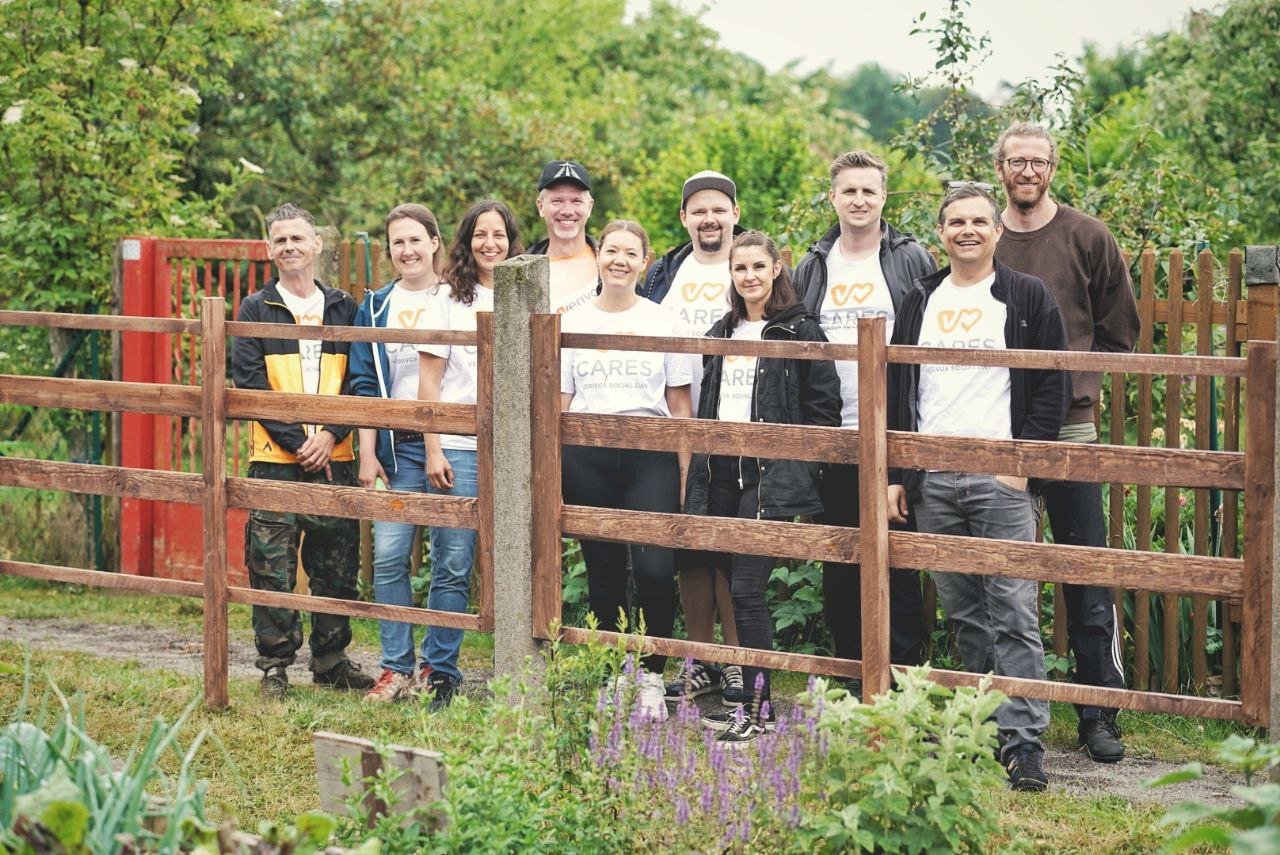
[830,282,875,306]
[294,312,322,326]
[681,281,727,302]
[397,308,425,328]
[938,308,983,333]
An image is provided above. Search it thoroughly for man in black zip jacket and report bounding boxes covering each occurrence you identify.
[793,150,934,678]
[640,170,747,705]
[230,202,374,699]
[886,184,1069,793]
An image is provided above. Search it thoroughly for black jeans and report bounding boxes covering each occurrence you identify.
[563,445,678,672]
[817,463,925,667]
[707,455,779,705]
[1041,473,1127,719]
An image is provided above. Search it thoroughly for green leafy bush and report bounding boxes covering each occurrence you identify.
[1148,734,1280,852]
[796,667,1007,854]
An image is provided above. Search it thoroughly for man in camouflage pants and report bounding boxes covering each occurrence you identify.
[231,202,375,699]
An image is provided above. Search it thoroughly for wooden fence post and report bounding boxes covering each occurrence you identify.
[490,255,550,678]
[1244,246,1280,736]
[530,313,563,640]
[857,317,890,699]
[200,297,230,709]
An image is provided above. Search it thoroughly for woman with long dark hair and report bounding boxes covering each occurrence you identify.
[413,200,524,711]
[683,230,841,745]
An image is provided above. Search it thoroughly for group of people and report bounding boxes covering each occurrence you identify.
[229,120,1139,793]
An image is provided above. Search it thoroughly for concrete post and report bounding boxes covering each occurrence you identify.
[491,254,550,678]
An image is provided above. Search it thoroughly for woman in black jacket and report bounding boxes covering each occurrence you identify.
[683,230,841,746]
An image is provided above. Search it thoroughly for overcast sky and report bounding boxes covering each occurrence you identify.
[650,0,1216,100]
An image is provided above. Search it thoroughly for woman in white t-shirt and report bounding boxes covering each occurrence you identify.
[414,200,524,711]
[349,203,447,703]
[560,220,694,714]
[682,230,842,745]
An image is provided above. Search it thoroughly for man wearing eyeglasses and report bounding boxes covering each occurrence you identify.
[993,122,1139,765]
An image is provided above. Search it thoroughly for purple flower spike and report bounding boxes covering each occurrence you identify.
[676,795,691,825]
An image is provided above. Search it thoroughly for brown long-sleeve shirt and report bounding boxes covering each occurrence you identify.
[995,204,1139,424]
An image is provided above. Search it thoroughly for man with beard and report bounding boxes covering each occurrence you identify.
[993,122,1139,764]
[793,150,933,689]
[528,159,598,312]
[640,170,746,707]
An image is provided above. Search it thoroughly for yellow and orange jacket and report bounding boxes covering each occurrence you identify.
[230,279,358,464]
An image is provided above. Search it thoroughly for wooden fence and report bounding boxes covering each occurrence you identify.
[2,250,1279,729]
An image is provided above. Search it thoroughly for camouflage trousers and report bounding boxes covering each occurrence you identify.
[245,460,360,674]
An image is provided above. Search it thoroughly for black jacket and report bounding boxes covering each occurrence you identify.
[638,226,748,303]
[793,221,936,317]
[886,261,1070,493]
[230,279,358,464]
[684,303,843,518]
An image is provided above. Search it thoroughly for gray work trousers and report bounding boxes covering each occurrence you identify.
[914,471,1049,756]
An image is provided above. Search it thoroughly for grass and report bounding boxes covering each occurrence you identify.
[0,576,1248,852]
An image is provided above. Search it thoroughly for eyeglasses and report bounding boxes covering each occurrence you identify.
[947,180,994,192]
[1001,157,1053,174]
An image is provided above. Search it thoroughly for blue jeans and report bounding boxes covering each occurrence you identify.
[913,471,1049,756]
[372,441,428,674]
[424,448,479,681]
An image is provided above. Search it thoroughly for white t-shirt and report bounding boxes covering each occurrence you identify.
[560,299,693,417]
[660,254,731,415]
[417,284,492,451]
[821,243,894,429]
[385,283,438,401]
[916,272,1011,439]
[550,248,598,311]
[556,281,598,315]
[717,319,765,423]
[278,286,324,437]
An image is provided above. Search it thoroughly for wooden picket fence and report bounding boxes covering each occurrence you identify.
[1,248,1277,730]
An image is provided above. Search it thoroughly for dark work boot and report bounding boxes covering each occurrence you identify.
[1079,711,1125,763]
[260,666,288,700]
[313,658,375,691]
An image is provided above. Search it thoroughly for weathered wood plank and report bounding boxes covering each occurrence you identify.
[857,319,891,700]
[1134,249,1157,691]
[1163,249,1185,694]
[225,389,474,436]
[0,560,204,598]
[1192,251,1214,689]
[226,477,478,529]
[0,310,200,335]
[560,506,1242,598]
[474,313,496,632]
[1223,249,1243,698]
[227,587,482,631]
[530,314,564,639]
[201,297,230,709]
[1241,341,1277,726]
[0,375,200,417]
[313,731,446,830]
[225,320,473,347]
[0,458,201,503]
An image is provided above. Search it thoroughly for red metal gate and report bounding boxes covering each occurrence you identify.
[119,238,272,583]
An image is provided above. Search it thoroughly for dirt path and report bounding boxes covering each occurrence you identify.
[0,615,1245,806]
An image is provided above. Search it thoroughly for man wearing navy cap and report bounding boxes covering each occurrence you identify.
[529,159,597,312]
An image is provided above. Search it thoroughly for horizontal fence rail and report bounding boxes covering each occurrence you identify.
[2,248,1278,731]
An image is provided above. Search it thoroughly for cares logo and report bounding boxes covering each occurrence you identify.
[681,281,726,303]
[397,308,425,328]
[937,308,983,333]
[829,282,875,307]
[293,313,322,326]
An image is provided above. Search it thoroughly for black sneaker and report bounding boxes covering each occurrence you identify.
[1079,712,1125,763]
[720,665,747,707]
[260,666,288,699]
[1004,744,1048,792]
[701,704,777,734]
[665,661,721,700]
[715,710,777,748]
[426,671,459,712]
[313,659,375,691]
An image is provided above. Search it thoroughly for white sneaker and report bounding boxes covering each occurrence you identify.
[636,671,669,722]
